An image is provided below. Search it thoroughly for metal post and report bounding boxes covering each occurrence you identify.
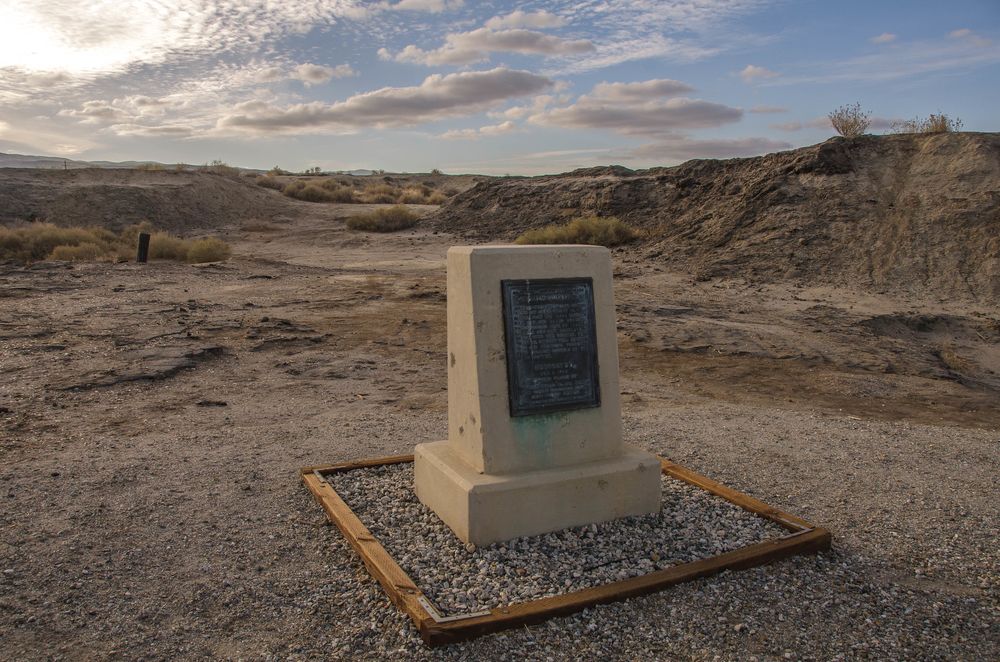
[136,232,150,263]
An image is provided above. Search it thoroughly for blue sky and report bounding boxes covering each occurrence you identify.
[0,0,997,174]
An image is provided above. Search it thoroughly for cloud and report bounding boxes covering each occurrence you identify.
[219,68,553,134]
[292,63,357,85]
[748,105,787,114]
[871,32,897,44]
[589,79,695,101]
[948,28,991,47]
[390,28,594,66]
[485,11,566,30]
[387,0,463,12]
[532,97,742,136]
[629,135,792,161]
[739,64,780,83]
[440,120,518,140]
[770,118,828,132]
[57,100,129,124]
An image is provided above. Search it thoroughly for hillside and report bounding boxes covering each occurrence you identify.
[433,132,1000,301]
[0,168,292,232]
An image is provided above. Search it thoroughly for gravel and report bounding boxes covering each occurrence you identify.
[328,463,788,614]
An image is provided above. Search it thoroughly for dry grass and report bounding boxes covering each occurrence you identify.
[514,216,638,247]
[828,103,872,138]
[186,238,232,263]
[890,113,964,134]
[255,175,285,191]
[0,222,231,264]
[346,206,420,232]
[280,177,455,205]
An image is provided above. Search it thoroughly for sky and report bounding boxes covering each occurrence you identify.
[0,0,997,175]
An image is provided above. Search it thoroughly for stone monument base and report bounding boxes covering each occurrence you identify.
[414,440,662,546]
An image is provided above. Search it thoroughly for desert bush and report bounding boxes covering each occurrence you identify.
[0,222,229,264]
[359,183,398,204]
[346,205,420,232]
[203,159,240,177]
[283,181,339,202]
[148,232,191,261]
[398,187,428,204]
[425,191,448,205]
[255,175,284,191]
[49,242,104,261]
[890,113,963,134]
[514,216,637,247]
[187,238,232,263]
[828,102,871,138]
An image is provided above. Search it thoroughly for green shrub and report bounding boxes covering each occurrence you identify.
[187,238,232,263]
[890,113,963,134]
[346,205,420,232]
[828,102,871,138]
[514,216,638,247]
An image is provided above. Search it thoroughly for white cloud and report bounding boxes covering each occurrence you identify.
[440,120,518,140]
[871,32,897,44]
[739,64,780,83]
[590,79,695,101]
[948,28,991,48]
[532,97,742,136]
[748,105,787,114]
[390,28,594,66]
[770,118,829,132]
[292,63,357,85]
[218,68,553,134]
[485,11,566,30]
[387,0,463,12]
[629,135,792,161]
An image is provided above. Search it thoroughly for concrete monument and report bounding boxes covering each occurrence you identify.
[414,245,661,545]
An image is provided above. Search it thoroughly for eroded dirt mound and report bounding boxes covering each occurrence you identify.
[0,168,293,232]
[434,132,1000,301]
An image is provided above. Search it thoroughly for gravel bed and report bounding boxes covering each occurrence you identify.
[327,462,788,614]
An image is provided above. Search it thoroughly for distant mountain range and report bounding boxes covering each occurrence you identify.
[0,151,375,176]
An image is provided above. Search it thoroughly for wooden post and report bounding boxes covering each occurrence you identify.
[136,232,150,263]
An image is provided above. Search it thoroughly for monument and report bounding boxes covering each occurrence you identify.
[414,245,661,546]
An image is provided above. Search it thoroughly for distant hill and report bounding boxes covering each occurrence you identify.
[434,132,1000,302]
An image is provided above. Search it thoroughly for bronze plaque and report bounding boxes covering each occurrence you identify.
[501,278,600,416]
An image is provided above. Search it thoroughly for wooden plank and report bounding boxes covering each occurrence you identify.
[300,454,415,476]
[421,527,831,646]
[300,454,832,648]
[301,472,432,632]
[661,459,813,532]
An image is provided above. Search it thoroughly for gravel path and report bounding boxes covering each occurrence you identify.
[328,464,787,614]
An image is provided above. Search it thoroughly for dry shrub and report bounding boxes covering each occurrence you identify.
[346,205,420,232]
[890,113,963,134]
[283,181,340,202]
[0,221,231,264]
[828,102,871,138]
[187,238,232,263]
[359,183,399,204]
[255,175,284,191]
[49,242,104,261]
[514,216,637,247]
[149,232,191,261]
[398,188,428,204]
[425,191,447,205]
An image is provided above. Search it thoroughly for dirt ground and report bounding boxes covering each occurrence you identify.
[1,204,997,660]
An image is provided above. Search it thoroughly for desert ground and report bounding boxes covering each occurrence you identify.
[1,188,997,660]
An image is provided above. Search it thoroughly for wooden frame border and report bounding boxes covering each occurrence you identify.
[300,455,831,647]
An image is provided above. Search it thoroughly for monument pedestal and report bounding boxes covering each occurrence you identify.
[415,245,660,546]
[415,440,661,546]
